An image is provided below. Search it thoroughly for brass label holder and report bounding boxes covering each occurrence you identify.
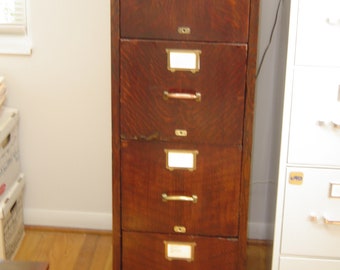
[166,49,201,73]
[164,149,198,171]
[164,241,196,262]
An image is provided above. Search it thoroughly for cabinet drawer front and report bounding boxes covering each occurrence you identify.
[295,0,340,67]
[121,141,241,237]
[122,232,239,270]
[121,0,249,42]
[120,40,247,145]
[288,68,340,166]
[280,257,340,270]
[281,168,340,258]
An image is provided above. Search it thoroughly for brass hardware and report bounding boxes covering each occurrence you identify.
[310,213,340,225]
[324,216,340,225]
[166,49,201,73]
[163,90,201,102]
[331,121,340,128]
[164,241,196,262]
[164,149,199,171]
[174,226,186,233]
[175,129,188,137]
[178,26,191,35]
[309,213,318,222]
[162,193,198,203]
[316,120,340,128]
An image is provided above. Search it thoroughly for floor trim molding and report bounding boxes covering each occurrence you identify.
[24,208,112,231]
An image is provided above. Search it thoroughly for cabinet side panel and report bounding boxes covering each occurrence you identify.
[240,0,260,269]
[111,0,121,269]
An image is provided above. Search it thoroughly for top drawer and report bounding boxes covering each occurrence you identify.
[121,0,250,43]
[295,0,340,67]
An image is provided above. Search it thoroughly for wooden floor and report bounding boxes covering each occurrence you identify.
[246,240,273,270]
[14,227,272,270]
[14,227,112,270]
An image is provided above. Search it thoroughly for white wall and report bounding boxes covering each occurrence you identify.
[248,0,287,240]
[0,0,112,230]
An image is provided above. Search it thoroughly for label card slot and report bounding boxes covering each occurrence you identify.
[165,149,198,171]
[164,241,196,262]
[166,49,201,73]
[330,182,340,198]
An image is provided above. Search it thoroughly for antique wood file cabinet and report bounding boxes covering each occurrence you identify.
[111,1,260,269]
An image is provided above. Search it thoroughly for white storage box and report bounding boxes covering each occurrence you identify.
[0,107,20,200]
[0,173,24,259]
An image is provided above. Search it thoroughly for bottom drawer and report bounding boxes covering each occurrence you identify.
[280,256,340,270]
[122,232,239,270]
[281,168,340,258]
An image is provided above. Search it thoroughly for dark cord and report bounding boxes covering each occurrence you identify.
[256,0,283,78]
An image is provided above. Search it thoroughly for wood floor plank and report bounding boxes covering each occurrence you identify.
[14,231,41,259]
[246,242,273,270]
[73,234,99,270]
[15,230,57,261]
[14,228,112,270]
[89,235,112,270]
[47,232,86,270]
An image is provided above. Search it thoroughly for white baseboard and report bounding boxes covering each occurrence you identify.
[23,208,112,231]
[248,221,274,240]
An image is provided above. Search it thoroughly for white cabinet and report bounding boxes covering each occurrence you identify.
[295,0,340,67]
[281,168,340,258]
[288,68,340,166]
[280,257,340,270]
[272,0,340,268]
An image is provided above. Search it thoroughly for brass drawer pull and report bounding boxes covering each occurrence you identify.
[162,193,198,203]
[316,120,340,129]
[324,216,340,225]
[310,213,340,225]
[163,89,201,102]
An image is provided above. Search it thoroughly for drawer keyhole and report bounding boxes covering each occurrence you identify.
[177,26,191,35]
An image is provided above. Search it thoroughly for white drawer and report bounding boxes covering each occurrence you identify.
[295,0,340,67]
[280,256,340,270]
[281,167,340,258]
[288,67,340,166]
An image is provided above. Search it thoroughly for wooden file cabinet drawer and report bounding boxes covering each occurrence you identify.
[121,0,250,42]
[122,231,239,270]
[121,140,241,237]
[120,40,247,145]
